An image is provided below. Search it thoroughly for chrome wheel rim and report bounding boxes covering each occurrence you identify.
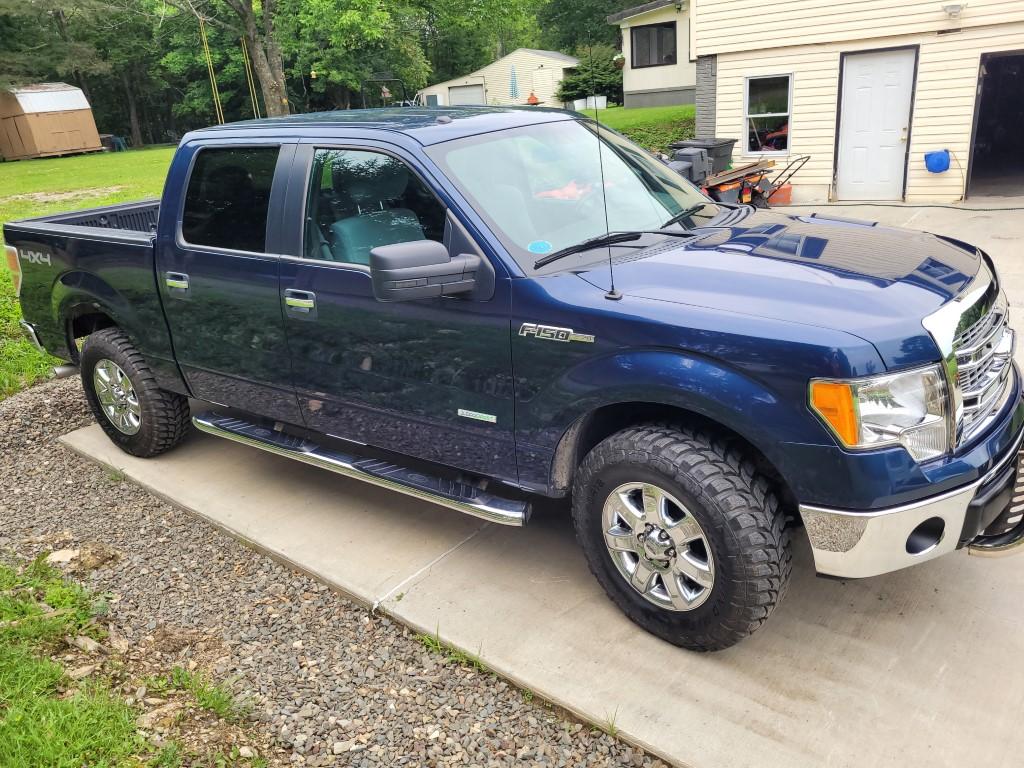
[93,359,142,435]
[601,482,715,612]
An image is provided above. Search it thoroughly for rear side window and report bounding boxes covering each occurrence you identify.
[182,146,280,253]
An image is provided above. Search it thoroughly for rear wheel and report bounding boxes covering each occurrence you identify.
[81,328,190,457]
[572,424,791,651]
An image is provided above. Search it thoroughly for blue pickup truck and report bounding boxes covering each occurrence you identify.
[7,107,1024,651]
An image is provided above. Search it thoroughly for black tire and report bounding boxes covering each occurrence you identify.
[572,424,791,651]
[80,327,190,458]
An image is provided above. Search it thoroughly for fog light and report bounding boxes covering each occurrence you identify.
[906,517,945,555]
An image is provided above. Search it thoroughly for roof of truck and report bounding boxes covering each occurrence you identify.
[185,106,578,146]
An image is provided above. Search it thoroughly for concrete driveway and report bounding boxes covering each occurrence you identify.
[64,200,1024,768]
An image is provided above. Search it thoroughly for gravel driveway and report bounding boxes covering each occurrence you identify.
[1,378,665,767]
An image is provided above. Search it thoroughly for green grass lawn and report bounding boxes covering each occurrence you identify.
[0,147,174,398]
[582,104,697,153]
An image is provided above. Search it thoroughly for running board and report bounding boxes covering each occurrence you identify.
[192,412,531,527]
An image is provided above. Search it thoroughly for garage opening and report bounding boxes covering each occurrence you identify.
[969,51,1024,197]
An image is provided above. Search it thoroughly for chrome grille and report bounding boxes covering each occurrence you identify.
[954,299,1014,442]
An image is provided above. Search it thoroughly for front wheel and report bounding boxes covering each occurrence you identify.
[572,424,791,651]
[81,328,190,457]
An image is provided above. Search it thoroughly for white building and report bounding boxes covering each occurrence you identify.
[692,0,1024,201]
[416,48,579,108]
[608,0,696,107]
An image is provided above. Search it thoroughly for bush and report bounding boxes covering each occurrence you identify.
[556,44,623,104]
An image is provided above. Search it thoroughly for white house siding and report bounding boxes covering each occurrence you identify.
[694,0,1024,57]
[713,22,1024,202]
[618,6,697,106]
[418,49,577,108]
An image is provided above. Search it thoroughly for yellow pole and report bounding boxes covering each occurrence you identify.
[240,36,262,119]
[199,17,225,124]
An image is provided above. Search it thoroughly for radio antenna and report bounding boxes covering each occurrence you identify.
[588,40,621,300]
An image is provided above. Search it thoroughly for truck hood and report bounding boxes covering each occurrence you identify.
[577,208,983,369]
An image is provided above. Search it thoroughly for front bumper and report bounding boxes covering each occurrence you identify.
[801,414,1024,579]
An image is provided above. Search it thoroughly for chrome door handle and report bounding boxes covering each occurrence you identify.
[165,272,189,292]
[284,289,316,315]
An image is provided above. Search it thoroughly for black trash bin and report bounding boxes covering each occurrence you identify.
[668,137,738,174]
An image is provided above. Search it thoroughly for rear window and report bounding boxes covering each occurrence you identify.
[181,146,280,253]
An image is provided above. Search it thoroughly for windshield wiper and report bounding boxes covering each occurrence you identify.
[661,203,708,230]
[533,231,644,269]
[533,229,698,269]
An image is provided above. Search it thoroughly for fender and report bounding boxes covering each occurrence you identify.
[51,270,189,395]
[516,348,836,496]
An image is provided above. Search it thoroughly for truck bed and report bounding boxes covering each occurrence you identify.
[5,198,180,388]
[6,199,159,242]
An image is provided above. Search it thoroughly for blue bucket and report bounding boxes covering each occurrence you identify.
[924,149,951,174]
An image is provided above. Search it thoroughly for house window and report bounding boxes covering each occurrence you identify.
[631,23,676,68]
[745,75,791,153]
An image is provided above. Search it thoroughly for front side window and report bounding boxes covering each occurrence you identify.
[631,22,676,68]
[182,146,280,253]
[426,119,719,274]
[746,75,791,153]
[304,149,446,264]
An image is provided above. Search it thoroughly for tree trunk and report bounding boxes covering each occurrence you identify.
[121,72,143,147]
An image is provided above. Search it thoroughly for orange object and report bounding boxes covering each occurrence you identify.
[527,91,539,105]
[809,381,859,446]
[769,183,793,205]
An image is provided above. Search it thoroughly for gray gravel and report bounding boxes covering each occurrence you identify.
[0,377,668,767]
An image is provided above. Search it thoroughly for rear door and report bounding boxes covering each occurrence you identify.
[276,141,518,482]
[156,140,302,423]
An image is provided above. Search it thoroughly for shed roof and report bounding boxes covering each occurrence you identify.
[5,82,90,114]
[607,0,679,24]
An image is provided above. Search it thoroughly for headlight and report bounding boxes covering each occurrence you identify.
[810,364,950,462]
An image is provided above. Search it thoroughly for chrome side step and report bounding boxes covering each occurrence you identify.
[192,412,531,527]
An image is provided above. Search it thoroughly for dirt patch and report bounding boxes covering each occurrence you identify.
[0,186,125,204]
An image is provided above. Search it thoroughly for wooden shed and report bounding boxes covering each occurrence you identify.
[0,82,103,161]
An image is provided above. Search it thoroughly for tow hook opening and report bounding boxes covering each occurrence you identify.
[907,516,946,555]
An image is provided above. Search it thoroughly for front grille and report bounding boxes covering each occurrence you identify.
[954,299,1014,442]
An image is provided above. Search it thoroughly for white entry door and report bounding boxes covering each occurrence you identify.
[836,49,916,200]
[448,84,485,105]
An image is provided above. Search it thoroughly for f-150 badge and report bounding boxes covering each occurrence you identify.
[519,323,595,343]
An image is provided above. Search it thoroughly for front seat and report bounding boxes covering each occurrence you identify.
[330,159,426,265]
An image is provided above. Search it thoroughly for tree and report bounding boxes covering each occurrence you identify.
[555,44,623,104]
[537,0,633,52]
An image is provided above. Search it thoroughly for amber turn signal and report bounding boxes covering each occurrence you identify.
[809,381,858,446]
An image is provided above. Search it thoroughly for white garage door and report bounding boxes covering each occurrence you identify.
[448,84,485,105]
[836,49,916,201]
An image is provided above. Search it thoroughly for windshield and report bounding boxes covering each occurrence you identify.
[425,118,721,274]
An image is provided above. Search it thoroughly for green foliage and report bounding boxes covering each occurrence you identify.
[537,0,633,51]
[153,667,245,721]
[586,104,697,152]
[555,44,623,103]
[0,558,141,768]
[415,625,489,674]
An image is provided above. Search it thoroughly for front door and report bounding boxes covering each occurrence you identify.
[278,143,518,483]
[156,141,301,424]
[836,48,916,200]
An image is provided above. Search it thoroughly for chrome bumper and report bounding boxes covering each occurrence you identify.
[19,319,45,353]
[800,426,1024,579]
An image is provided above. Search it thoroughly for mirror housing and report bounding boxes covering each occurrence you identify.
[369,240,480,302]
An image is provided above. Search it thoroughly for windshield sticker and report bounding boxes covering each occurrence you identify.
[528,240,553,254]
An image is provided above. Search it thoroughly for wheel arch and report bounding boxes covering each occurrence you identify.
[551,400,799,516]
